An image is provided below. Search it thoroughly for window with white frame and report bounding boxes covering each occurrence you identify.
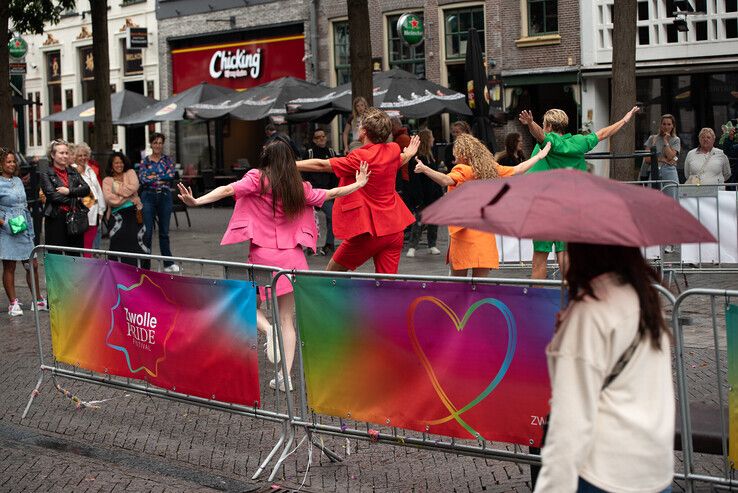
[387,13,426,77]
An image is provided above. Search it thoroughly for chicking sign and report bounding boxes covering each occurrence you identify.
[170,34,305,92]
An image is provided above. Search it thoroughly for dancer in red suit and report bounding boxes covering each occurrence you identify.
[297,108,419,274]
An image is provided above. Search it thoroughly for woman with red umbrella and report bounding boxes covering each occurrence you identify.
[414,134,550,277]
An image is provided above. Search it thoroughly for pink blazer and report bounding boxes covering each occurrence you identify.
[221,169,326,249]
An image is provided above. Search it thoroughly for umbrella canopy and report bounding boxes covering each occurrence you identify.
[289,68,472,118]
[464,28,495,153]
[43,89,156,124]
[117,82,234,125]
[186,77,333,121]
[42,89,156,125]
[421,169,715,247]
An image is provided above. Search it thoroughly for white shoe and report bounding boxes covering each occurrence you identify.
[8,299,23,317]
[164,264,181,273]
[429,247,441,255]
[269,372,293,392]
[264,327,281,364]
[31,298,49,311]
[406,248,416,258]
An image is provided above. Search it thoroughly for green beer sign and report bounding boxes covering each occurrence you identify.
[397,13,424,47]
[8,36,28,59]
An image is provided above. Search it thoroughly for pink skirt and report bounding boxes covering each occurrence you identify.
[248,244,308,300]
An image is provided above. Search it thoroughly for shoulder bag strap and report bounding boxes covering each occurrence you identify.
[601,329,642,390]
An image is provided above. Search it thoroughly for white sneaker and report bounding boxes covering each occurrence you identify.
[269,372,293,392]
[31,298,49,312]
[264,327,281,364]
[429,247,441,255]
[406,248,416,258]
[164,264,181,273]
[8,299,23,317]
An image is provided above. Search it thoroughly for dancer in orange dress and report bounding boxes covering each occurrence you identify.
[414,134,550,277]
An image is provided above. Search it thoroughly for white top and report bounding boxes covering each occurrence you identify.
[73,164,107,226]
[535,273,674,493]
[684,147,731,185]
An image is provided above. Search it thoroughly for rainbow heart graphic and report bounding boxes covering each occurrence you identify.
[407,296,517,440]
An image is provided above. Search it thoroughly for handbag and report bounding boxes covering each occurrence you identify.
[8,214,28,235]
[65,200,89,236]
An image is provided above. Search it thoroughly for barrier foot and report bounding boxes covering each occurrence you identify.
[22,374,44,419]
[252,419,289,480]
[307,428,342,463]
[268,421,296,482]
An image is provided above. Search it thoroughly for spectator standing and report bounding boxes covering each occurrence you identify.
[719,125,738,184]
[72,143,106,254]
[684,127,731,188]
[640,114,681,194]
[103,152,146,266]
[302,128,338,255]
[138,132,179,272]
[343,97,369,152]
[265,123,302,159]
[406,129,443,258]
[40,139,90,254]
[0,148,47,316]
[443,121,472,172]
[495,132,526,166]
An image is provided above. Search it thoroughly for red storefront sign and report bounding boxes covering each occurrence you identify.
[170,34,306,93]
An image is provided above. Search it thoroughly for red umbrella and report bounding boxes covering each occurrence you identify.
[421,169,715,247]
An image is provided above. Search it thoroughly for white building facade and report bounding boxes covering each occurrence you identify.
[21,0,159,162]
[580,0,738,175]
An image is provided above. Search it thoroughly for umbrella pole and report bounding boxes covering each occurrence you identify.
[206,120,214,170]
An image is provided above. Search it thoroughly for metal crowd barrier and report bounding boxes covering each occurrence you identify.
[21,245,300,481]
[269,268,677,481]
[672,288,738,492]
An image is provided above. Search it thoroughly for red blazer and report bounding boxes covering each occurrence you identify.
[329,142,414,239]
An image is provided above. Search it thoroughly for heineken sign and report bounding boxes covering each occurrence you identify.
[397,13,424,47]
[8,36,28,59]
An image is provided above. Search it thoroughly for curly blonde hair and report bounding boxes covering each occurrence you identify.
[453,133,499,180]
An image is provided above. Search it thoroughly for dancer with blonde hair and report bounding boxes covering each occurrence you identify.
[415,134,550,277]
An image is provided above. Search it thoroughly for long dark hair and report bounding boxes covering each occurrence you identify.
[259,138,306,219]
[566,243,668,349]
[504,132,525,162]
[106,151,133,176]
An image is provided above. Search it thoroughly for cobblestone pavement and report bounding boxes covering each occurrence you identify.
[0,207,734,492]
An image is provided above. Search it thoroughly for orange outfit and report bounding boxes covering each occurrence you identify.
[446,163,515,270]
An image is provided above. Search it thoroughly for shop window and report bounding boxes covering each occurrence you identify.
[444,6,485,60]
[65,89,74,143]
[527,0,558,35]
[46,51,63,141]
[387,13,425,78]
[726,18,738,38]
[333,21,350,85]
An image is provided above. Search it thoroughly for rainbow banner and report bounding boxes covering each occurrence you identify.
[294,276,559,446]
[46,254,259,406]
[727,304,738,466]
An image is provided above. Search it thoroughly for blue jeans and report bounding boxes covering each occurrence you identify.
[578,477,671,492]
[141,189,173,266]
[657,164,679,200]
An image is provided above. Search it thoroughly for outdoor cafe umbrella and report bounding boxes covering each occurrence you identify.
[289,68,472,118]
[117,82,234,125]
[43,89,156,125]
[186,77,333,121]
[464,27,496,153]
[421,169,715,247]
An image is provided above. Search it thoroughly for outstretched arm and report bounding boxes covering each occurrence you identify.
[325,162,371,199]
[595,106,640,141]
[414,159,456,187]
[401,135,421,165]
[296,158,332,172]
[511,142,551,175]
[519,110,546,143]
[177,183,234,206]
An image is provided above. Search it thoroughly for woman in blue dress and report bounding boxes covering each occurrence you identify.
[0,148,46,317]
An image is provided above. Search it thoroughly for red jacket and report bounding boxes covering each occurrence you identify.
[329,142,414,239]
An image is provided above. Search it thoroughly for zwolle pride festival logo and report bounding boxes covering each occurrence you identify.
[105,274,180,377]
